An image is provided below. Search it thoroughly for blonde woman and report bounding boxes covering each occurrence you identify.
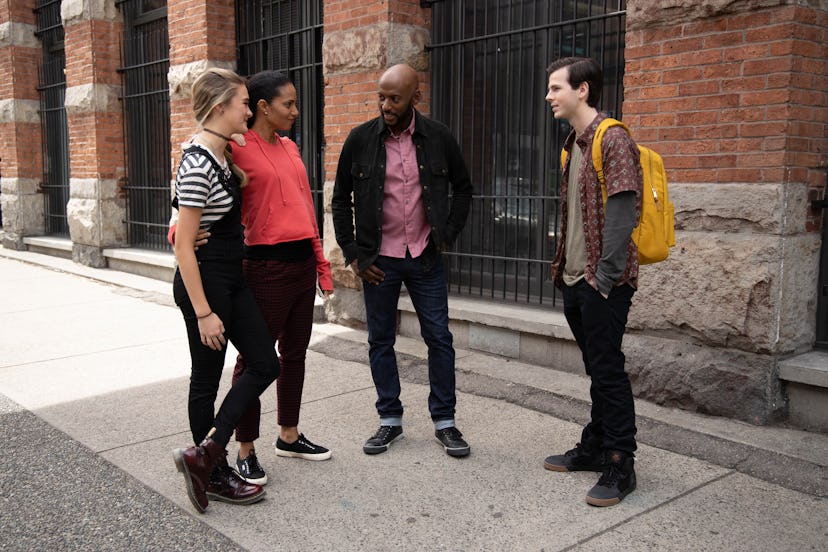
[171,68,279,513]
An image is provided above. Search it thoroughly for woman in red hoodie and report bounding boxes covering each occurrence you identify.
[229,71,334,484]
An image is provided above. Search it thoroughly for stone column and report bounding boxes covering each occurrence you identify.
[622,0,828,423]
[0,1,43,249]
[321,0,431,323]
[62,0,125,267]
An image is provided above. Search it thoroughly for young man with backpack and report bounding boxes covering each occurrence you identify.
[543,57,642,506]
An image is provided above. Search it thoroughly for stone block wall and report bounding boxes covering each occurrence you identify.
[622,0,828,422]
[0,1,43,248]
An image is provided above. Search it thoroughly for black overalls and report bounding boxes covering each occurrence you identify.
[172,148,280,447]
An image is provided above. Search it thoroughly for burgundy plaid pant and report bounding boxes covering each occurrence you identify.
[232,255,317,441]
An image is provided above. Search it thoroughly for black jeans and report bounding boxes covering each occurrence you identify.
[562,280,637,454]
[173,260,279,448]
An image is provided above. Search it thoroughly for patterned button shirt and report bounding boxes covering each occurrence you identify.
[552,113,643,291]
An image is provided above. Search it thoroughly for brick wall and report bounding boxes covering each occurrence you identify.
[322,0,431,180]
[0,0,42,240]
[64,19,124,180]
[0,0,35,23]
[624,4,828,231]
[167,0,236,169]
[0,44,41,179]
[1,0,40,179]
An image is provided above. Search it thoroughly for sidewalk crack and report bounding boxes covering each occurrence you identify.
[557,470,736,552]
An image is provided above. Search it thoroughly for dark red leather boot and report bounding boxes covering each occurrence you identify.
[206,458,266,505]
[173,437,226,513]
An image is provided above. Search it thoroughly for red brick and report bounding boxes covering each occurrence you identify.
[727,11,773,31]
[676,111,718,126]
[683,19,728,36]
[679,48,723,66]
[740,89,789,106]
[679,80,720,96]
[703,62,742,79]
[676,140,718,155]
[702,32,745,49]
[698,154,737,168]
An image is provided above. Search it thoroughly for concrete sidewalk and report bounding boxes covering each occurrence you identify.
[0,247,826,551]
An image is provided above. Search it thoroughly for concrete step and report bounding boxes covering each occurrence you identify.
[779,351,828,432]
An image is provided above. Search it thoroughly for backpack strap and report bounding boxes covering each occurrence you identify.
[592,118,630,184]
[559,118,632,203]
[592,118,631,204]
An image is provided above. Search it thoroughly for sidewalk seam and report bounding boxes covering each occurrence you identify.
[557,471,737,552]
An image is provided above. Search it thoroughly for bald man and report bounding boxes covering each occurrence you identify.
[332,64,474,458]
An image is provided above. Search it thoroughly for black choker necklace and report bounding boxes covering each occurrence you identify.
[202,127,232,141]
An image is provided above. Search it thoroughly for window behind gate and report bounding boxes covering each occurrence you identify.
[117,0,171,250]
[429,0,626,306]
[35,0,70,236]
[236,0,325,233]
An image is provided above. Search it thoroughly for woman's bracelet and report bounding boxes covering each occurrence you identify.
[197,311,213,320]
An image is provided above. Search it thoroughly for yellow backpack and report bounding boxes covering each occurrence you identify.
[560,118,675,265]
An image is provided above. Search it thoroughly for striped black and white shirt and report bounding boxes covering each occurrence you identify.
[175,144,234,229]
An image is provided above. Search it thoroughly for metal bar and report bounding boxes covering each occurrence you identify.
[428,12,624,50]
[432,0,626,306]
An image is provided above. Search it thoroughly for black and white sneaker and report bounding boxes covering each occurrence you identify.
[363,425,403,455]
[275,434,332,461]
[435,427,470,457]
[235,451,268,486]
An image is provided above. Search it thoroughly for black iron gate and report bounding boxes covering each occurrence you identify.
[429,0,626,306]
[117,0,172,250]
[35,0,70,236]
[236,0,325,233]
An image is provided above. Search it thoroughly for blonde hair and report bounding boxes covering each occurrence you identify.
[190,67,249,188]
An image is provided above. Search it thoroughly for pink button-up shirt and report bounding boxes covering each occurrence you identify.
[379,116,430,258]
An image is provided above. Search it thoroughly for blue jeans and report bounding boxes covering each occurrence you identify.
[562,280,637,454]
[363,253,456,429]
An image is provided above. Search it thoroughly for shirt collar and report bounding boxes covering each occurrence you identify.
[377,109,426,138]
[575,112,606,149]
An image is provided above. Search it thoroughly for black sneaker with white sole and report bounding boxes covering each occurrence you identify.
[435,427,470,457]
[363,425,403,455]
[276,434,332,461]
[235,451,268,486]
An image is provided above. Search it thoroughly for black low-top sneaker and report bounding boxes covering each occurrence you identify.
[276,434,332,461]
[586,452,636,507]
[435,426,470,457]
[544,443,607,472]
[363,425,403,455]
[235,451,268,486]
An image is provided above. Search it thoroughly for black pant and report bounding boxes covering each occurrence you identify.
[173,260,280,448]
[562,280,637,454]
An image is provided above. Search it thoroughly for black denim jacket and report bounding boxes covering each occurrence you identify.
[331,110,473,271]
